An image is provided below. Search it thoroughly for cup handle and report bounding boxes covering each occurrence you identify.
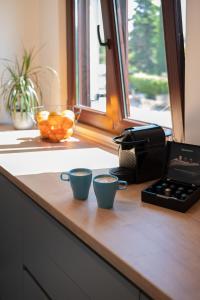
[60,172,70,181]
[117,180,128,190]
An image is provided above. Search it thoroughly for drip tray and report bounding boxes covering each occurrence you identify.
[109,167,135,184]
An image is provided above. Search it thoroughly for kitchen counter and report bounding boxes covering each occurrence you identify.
[1,126,200,300]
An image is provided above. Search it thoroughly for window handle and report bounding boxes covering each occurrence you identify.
[97,25,111,49]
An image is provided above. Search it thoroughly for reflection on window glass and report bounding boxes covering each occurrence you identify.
[127,0,172,128]
[75,0,106,112]
[181,0,186,46]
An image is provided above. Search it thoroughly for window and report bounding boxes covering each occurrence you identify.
[119,0,172,128]
[66,0,185,140]
[75,0,106,112]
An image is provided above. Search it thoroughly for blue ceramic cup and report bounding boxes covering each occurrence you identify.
[60,168,92,200]
[93,174,127,209]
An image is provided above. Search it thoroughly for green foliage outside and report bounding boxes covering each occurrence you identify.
[129,0,168,97]
[129,73,168,99]
[99,46,106,65]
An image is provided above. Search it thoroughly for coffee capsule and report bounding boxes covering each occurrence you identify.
[169,184,176,190]
[164,188,171,197]
[175,190,181,197]
[155,185,163,194]
[161,183,168,188]
[180,193,187,200]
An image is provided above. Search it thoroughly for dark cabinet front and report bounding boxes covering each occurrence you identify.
[0,174,150,300]
[23,269,49,300]
[23,193,139,300]
[0,175,23,300]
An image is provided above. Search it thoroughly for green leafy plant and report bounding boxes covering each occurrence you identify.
[0,49,57,114]
[129,72,168,99]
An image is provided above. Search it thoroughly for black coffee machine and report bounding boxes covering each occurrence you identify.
[110,124,167,183]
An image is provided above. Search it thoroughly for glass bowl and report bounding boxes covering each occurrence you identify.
[35,106,75,142]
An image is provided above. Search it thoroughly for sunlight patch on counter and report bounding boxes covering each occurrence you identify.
[0,129,80,152]
[0,130,40,145]
[0,148,118,176]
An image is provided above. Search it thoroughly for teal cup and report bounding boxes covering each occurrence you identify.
[60,168,92,200]
[93,174,127,209]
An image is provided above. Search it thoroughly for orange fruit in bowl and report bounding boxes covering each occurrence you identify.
[62,110,75,121]
[48,131,59,142]
[54,128,66,141]
[38,120,50,138]
[36,111,49,123]
[62,116,74,130]
[49,111,61,117]
[64,128,74,139]
[48,115,62,128]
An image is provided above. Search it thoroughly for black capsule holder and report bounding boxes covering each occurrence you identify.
[142,178,200,212]
[142,141,200,212]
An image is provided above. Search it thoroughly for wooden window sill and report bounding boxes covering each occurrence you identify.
[74,123,118,154]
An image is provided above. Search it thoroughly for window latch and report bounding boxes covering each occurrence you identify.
[97,25,111,49]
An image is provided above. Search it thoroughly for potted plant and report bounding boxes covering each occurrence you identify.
[0,49,56,129]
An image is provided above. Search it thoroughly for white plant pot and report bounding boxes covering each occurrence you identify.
[11,112,35,130]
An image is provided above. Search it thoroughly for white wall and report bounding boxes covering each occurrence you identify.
[185,0,200,144]
[0,0,67,123]
[1,0,199,144]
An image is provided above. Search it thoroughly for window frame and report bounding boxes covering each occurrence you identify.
[66,0,185,140]
[161,0,185,141]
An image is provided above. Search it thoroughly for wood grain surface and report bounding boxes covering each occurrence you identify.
[0,126,200,300]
